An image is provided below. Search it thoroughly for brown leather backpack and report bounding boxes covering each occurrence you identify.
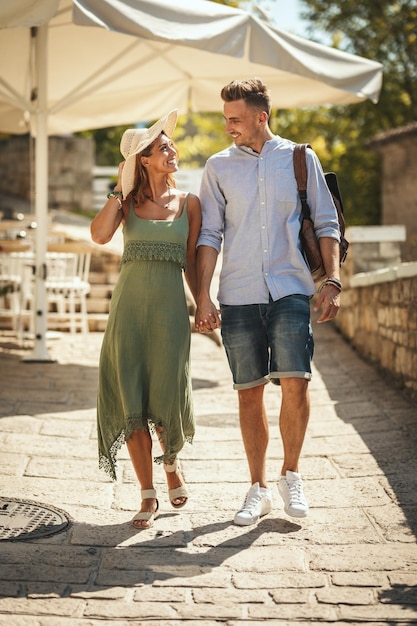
[293,143,349,280]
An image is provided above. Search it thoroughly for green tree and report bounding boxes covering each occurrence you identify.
[174,113,230,167]
[289,0,417,224]
[300,0,417,128]
[80,126,129,165]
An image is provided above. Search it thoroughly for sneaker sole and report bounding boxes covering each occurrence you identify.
[234,515,260,526]
[234,502,272,526]
[283,506,308,518]
[278,486,308,519]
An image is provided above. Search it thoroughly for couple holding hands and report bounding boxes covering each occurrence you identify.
[91,78,342,530]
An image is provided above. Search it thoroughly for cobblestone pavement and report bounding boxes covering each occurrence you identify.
[0,319,416,626]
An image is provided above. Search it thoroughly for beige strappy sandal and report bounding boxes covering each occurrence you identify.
[131,489,159,528]
[163,460,188,509]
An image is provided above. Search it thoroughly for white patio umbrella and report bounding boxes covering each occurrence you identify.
[0,0,383,360]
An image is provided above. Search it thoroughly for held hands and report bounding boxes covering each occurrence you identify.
[313,282,341,323]
[195,297,221,333]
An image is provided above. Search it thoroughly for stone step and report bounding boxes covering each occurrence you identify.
[87,312,108,332]
[88,271,109,285]
[89,284,114,299]
[89,270,119,286]
[87,298,110,314]
[87,253,116,316]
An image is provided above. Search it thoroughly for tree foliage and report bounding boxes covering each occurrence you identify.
[300,0,417,128]
[290,0,417,224]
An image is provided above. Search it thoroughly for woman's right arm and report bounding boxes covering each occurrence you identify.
[90,162,125,245]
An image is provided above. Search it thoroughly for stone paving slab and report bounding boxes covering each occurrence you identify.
[0,320,416,624]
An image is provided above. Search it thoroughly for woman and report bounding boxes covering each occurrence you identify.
[91,110,201,529]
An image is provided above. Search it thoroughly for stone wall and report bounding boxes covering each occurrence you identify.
[368,123,417,261]
[333,226,417,399]
[0,134,94,217]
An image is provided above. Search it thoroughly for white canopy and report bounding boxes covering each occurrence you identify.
[0,0,59,28]
[0,0,383,136]
[0,0,383,361]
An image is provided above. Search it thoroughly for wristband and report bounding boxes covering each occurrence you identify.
[319,277,342,292]
[107,193,123,209]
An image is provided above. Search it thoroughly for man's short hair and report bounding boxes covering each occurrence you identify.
[220,78,271,117]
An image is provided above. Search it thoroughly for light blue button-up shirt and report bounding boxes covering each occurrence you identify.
[197,136,340,305]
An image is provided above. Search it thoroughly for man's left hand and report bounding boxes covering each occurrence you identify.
[313,284,341,323]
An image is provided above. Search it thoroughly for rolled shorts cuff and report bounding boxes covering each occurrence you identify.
[269,371,312,386]
[232,376,269,391]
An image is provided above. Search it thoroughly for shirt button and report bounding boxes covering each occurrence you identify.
[262,225,266,229]
[260,177,263,181]
[264,249,267,253]
[265,272,268,276]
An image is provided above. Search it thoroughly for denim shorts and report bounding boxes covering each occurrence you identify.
[220,295,314,390]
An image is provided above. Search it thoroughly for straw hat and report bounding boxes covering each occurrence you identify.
[120,109,178,198]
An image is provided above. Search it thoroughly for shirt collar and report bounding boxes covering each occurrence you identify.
[235,136,281,157]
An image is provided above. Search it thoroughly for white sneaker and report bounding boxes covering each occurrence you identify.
[278,471,309,518]
[234,482,272,526]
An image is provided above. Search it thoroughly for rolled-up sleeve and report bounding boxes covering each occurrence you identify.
[306,147,341,242]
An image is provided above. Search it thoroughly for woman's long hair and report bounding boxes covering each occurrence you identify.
[131,131,177,205]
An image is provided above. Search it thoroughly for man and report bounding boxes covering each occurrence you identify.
[195,78,341,526]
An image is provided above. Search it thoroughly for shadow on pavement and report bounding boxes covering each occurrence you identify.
[378,584,417,610]
[0,517,303,597]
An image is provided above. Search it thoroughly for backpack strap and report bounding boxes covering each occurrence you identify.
[293,143,312,220]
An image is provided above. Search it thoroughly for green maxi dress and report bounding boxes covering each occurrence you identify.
[97,196,195,480]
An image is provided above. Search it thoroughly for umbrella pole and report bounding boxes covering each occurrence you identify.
[23,23,54,363]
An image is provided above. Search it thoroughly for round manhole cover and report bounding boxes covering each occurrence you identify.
[0,497,71,541]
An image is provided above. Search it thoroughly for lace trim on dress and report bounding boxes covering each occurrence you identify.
[98,413,194,481]
[121,240,186,269]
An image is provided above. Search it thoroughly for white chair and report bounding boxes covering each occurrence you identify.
[46,242,92,334]
[0,249,31,333]
[11,251,79,340]
[13,242,92,338]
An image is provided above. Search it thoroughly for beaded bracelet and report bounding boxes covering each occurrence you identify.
[107,192,123,209]
[319,277,342,293]
[106,190,122,197]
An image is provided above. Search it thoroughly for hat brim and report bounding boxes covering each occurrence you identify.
[121,109,178,199]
